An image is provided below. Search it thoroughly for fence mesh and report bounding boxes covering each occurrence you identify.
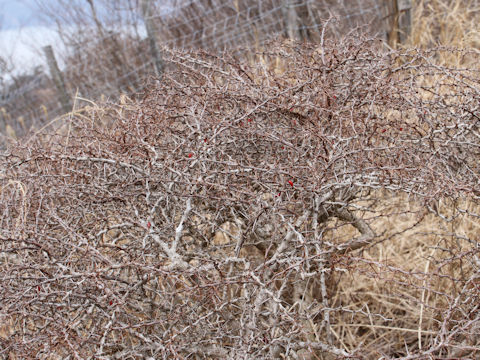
[0,0,391,140]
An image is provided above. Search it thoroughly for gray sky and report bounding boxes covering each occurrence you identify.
[0,1,60,72]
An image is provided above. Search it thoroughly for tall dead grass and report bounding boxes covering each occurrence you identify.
[408,0,480,65]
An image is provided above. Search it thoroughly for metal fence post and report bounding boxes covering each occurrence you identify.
[43,45,71,114]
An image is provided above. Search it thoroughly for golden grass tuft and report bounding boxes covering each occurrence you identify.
[407,0,480,66]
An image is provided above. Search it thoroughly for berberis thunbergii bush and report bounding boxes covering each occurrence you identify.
[1,35,479,359]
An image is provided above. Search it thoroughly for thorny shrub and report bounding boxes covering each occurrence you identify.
[63,31,152,98]
[1,35,480,359]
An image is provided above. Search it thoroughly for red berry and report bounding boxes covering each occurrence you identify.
[247,118,252,122]
[288,180,294,187]
[204,138,207,142]
[381,129,387,133]
[109,300,113,306]
[399,127,403,131]
[188,153,193,158]
[37,286,41,292]
[147,221,151,229]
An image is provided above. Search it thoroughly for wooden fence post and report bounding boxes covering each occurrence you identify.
[385,0,412,46]
[43,45,71,114]
[0,108,6,134]
[283,0,301,41]
[141,0,165,76]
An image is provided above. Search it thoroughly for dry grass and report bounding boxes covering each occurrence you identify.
[407,0,480,65]
[323,192,479,358]
[324,2,480,357]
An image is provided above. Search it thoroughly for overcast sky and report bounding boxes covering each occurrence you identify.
[0,0,42,30]
[0,0,59,72]
[0,1,152,73]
